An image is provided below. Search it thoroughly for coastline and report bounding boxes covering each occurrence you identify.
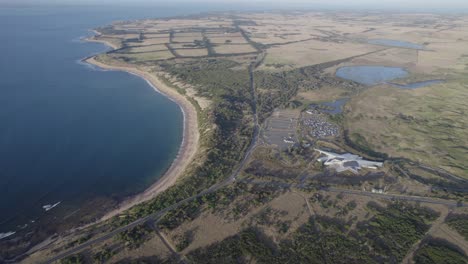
[84,31,120,50]
[84,38,119,50]
[84,43,199,221]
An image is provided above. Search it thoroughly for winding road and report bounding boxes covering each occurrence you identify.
[42,53,465,263]
[43,56,262,264]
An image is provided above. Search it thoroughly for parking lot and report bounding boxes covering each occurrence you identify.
[263,109,299,150]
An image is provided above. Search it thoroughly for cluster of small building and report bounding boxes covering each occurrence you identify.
[303,114,340,138]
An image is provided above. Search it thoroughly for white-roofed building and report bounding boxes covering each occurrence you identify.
[315,149,383,174]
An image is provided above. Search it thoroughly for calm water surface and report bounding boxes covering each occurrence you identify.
[0,5,205,235]
[336,66,444,89]
[368,39,425,50]
[319,98,349,114]
[336,66,409,85]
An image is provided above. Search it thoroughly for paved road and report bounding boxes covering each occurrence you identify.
[237,178,465,208]
[43,58,262,264]
[42,52,465,263]
[324,187,465,207]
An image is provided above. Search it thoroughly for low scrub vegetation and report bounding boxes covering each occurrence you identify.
[185,201,439,263]
[446,213,468,240]
[413,238,467,264]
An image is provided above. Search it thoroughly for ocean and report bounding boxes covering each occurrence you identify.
[0,4,204,236]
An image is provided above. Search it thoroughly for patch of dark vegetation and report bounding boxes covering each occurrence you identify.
[274,216,373,263]
[417,175,468,195]
[391,162,468,202]
[413,237,467,264]
[187,215,370,263]
[96,26,135,35]
[117,225,153,249]
[445,213,468,240]
[233,19,258,26]
[157,198,204,230]
[175,230,194,251]
[60,253,85,264]
[344,130,388,160]
[162,59,244,99]
[186,202,438,263]
[310,170,387,187]
[254,64,358,122]
[335,200,358,217]
[93,247,116,264]
[64,234,93,250]
[247,207,291,234]
[187,228,275,264]
[203,36,215,56]
[157,182,281,231]
[360,201,439,262]
[394,162,468,194]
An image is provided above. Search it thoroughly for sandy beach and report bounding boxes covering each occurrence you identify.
[84,45,199,220]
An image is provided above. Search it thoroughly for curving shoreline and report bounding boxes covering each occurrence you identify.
[84,31,120,50]
[84,42,199,221]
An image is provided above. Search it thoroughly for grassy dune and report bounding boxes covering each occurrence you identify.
[345,76,468,178]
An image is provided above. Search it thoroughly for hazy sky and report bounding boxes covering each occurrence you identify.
[2,0,468,9]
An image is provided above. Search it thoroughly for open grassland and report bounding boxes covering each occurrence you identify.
[174,48,208,57]
[205,32,243,38]
[344,78,468,178]
[124,44,168,53]
[296,85,354,102]
[113,51,174,62]
[101,33,140,40]
[173,32,204,38]
[213,44,258,54]
[418,41,468,72]
[142,33,170,39]
[340,47,418,69]
[261,40,381,70]
[139,37,169,45]
[172,36,204,43]
[120,18,232,31]
[207,36,249,44]
[168,43,204,49]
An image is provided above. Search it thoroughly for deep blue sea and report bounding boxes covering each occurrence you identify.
[0,4,216,236]
[3,1,464,242]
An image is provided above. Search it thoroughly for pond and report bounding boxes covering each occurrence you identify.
[336,66,409,85]
[319,98,349,114]
[368,39,425,50]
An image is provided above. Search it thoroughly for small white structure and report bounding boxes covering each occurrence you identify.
[42,201,61,212]
[315,149,383,174]
[371,188,385,194]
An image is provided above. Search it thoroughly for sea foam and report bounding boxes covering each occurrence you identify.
[0,231,16,240]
